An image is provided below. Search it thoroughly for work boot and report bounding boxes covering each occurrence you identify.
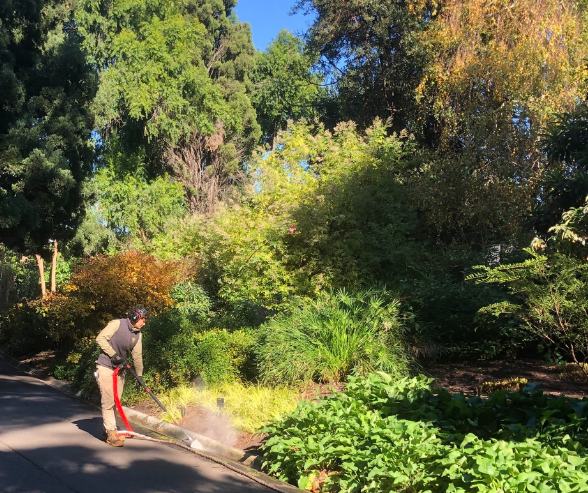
[106,429,125,447]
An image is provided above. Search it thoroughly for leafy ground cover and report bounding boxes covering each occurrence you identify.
[261,373,588,492]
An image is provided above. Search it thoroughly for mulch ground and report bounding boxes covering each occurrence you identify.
[424,358,588,399]
[20,350,56,374]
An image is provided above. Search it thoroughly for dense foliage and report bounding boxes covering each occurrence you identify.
[0,0,96,256]
[293,0,433,130]
[184,119,422,308]
[471,249,588,371]
[252,29,324,147]
[76,0,261,213]
[262,373,588,492]
[0,251,185,354]
[3,0,588,487]
[93,168,186,250]
[256,289,411,384]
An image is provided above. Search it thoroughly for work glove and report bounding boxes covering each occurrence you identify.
[136,376,145,387]
[111,353,124,366]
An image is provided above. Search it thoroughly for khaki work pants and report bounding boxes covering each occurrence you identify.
[95,364,125,431]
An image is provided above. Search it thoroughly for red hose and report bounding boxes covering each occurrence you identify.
[109,367,284,492]
[113,366,133,437]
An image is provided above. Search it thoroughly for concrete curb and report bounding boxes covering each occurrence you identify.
[120,408,303,493]
[121,406,261,467]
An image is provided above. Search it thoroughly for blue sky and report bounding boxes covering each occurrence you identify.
[234,0,316,51]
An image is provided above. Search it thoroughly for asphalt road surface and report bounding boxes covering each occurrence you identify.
[0,358,278,493]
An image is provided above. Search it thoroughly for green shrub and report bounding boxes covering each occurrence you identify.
[45,300,257,402]
[256,289,412,384]
[142,307,257,390]
[0,302,50,356]
[471,249,588,367]
[407,274,533,360]
[52,340,101,400]
[208,299,273,331]
[169,281,211,321]
[261,373,588,492]
[192,329,257,385]
[142,309,202,389]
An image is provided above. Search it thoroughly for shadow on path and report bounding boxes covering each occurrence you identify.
[0,358,273,493]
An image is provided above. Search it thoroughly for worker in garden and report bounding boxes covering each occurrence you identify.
[95,305,150,447]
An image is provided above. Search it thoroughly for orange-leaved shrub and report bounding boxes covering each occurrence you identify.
[21,251,191,349]
[67,251,186,320]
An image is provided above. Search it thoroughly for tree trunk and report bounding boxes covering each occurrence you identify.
[50,240,58,293]
[35,254,47,299]
[0,248,9,310]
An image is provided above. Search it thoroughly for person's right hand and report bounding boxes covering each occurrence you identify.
[111,353,124,366]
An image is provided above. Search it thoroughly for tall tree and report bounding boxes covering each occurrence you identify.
[294,0,436,130]
[76,0,261,213]
[0,0,97,295]
[409,0,588,249]
[252,29,324,148]
[296,0,588,252]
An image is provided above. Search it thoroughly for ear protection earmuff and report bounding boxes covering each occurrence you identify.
[129,306,149,323]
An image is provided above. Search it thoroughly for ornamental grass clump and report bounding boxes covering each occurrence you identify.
[159,382,300,434]
[256,289,412,385]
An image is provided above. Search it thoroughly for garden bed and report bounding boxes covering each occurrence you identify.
[131,399,265,451]
[425,358,588,398]
[16,350,588,450]
[261,372,588,492]
[129,381,346,452]
[128,360,588,457]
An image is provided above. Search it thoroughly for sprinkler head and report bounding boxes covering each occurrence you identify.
[217,397,224,411]
[189,437,203,450]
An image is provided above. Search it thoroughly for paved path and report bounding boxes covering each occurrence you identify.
[0,358,275,493]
